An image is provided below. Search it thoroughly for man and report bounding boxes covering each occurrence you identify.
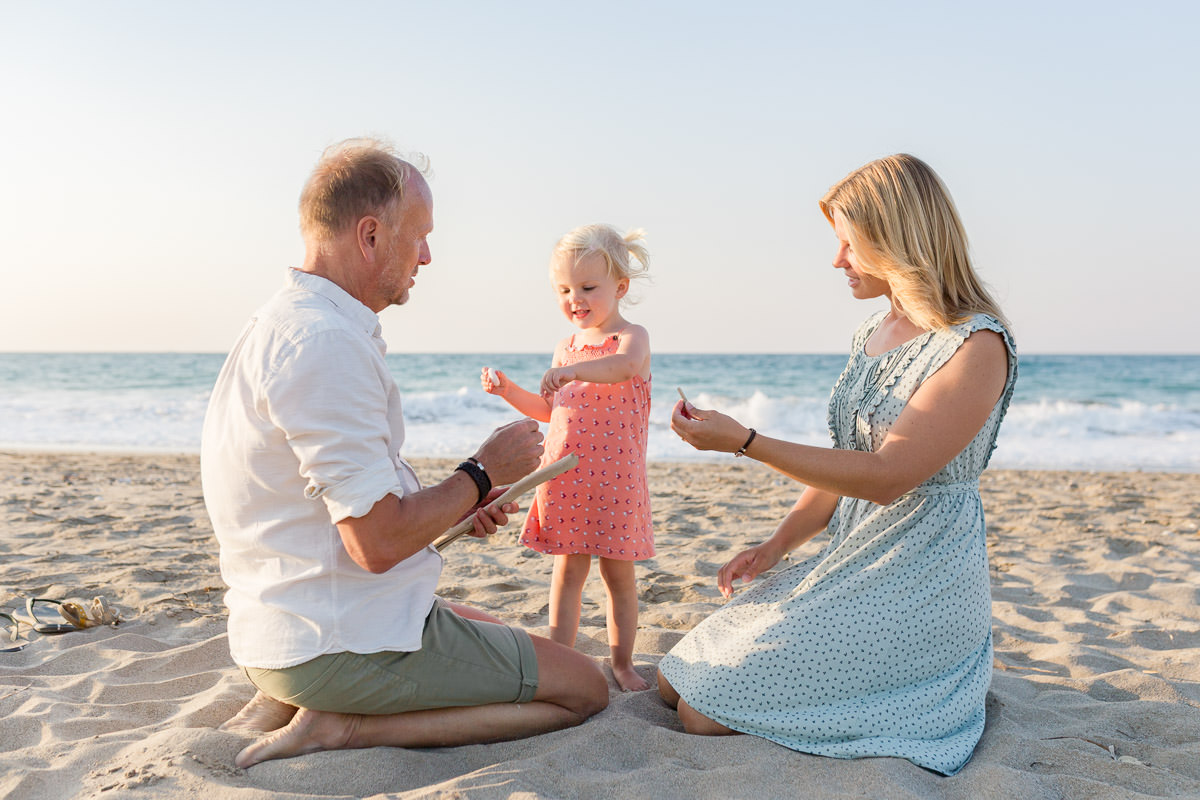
[201,138,608,768]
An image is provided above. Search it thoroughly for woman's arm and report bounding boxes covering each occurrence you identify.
[673,329,1008,505]
[541,325,650,394]
[716,486,840,597]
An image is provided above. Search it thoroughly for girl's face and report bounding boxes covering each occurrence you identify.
[832,211,891,301]
[550,251,628,331]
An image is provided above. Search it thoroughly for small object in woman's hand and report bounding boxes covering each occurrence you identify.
[487,367,499,385]
[677,387,695,419]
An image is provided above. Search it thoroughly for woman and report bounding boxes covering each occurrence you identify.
[659,154,1016,775]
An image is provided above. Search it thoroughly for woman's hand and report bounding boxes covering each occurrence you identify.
[717,540,785,598]
[670,399,753,454]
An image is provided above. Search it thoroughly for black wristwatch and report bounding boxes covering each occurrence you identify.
[455,458,491,504]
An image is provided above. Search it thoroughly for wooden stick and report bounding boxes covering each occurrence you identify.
[433,453,580,552]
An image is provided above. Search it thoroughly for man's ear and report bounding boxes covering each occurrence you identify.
[357,216,380,262]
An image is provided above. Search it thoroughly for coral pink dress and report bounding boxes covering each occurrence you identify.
[520,334,654,560]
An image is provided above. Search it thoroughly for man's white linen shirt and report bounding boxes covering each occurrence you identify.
[201,269,442,669]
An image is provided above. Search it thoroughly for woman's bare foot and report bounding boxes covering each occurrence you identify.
[220,691,299,734]
[612,663,651,692]
[235,708,362,768]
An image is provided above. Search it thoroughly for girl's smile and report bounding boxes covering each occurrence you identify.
[550,251,629,336]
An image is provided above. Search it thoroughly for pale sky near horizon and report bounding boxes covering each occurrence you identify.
[2,1,1196,355]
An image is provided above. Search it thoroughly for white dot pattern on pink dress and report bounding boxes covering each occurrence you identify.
[520,335,654,560]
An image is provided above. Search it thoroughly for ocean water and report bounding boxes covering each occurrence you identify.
[1,352,1198,472]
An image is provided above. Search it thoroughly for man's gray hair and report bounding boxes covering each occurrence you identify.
[299,137,429,239]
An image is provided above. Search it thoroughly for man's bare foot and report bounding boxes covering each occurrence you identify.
[220,691,299,734]
[612,663,650,692]
[235,708,362,768]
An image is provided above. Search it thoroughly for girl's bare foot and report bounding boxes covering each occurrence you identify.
[235,708,362,768]
[612,663,650,692]
[220,691,298,734]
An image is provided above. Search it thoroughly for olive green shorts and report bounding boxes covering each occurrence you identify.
[244,599,538,714]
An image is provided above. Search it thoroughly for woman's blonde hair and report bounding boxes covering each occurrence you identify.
[299,138,429,240]
[819,154,1005,330]
[553,224,650,301]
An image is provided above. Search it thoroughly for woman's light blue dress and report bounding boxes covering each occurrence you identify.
[658,312,1017,775]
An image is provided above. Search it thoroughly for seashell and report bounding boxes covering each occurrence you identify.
[487,367,499,385]
[90,596,121,625]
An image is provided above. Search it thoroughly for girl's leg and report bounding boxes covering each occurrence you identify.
[549,553,591,647]
[598,557,649,691]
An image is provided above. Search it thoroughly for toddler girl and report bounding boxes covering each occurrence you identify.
[482,224,653,691]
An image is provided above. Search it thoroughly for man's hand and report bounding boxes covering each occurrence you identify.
[462,487,521,539]
[473,418,543,487]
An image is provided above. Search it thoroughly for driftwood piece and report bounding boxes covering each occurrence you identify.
[433,453,580,551]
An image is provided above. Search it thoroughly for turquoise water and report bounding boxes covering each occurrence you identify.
[1,352,1198,471]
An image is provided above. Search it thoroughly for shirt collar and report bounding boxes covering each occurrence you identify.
[286,268,383,338]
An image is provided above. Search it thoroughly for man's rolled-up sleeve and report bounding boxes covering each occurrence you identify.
[303,457,400,522]
[265,329,404,523]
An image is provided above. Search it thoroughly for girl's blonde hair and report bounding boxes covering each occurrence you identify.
[819,154,1006,330]
[553,224,650,299]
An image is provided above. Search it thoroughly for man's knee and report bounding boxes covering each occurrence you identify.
[531,636,609,718]
[566,650,609,718]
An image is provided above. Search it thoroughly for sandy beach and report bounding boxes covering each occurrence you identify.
[2,451,1199,799]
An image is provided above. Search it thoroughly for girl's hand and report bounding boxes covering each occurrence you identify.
[670,400,753,454]
[540,366,577,396]
[717,541,784,598]
[481,367,507,397]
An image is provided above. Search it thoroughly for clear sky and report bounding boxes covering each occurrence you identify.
[2,1,1196,354]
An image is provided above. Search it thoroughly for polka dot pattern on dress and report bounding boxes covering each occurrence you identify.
[658,313,1017,775]
[520,335,654,560]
